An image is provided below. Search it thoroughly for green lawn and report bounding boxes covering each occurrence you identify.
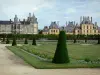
[6,42,100,69]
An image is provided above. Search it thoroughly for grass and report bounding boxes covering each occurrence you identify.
[6,41,100,69]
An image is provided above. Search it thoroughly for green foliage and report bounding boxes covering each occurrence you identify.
[12,35,17,46]
[97,35,100,44]
[2,34,6,42]
[32,38,36,45]
[73,35,77,43]
[85,35,87,43]
[52,31,70,64]
[84,58,90,62]
[24,38,28,44]
[6,38,10,44]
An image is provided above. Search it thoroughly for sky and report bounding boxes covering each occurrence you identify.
[0,0,100,29]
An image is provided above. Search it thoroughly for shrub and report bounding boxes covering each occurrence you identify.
[24,38,28,44]
[84,58,90,62]
[97,35,100,44]
[12,35,17,46]
[32,38,36,45]
[6,38,10,44]
[73,35,77,43]
[52,31,70,64]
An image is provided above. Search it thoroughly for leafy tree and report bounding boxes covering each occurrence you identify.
[32,38,36,45]
[24,38,28,44]
[12,35,17,46]
[52,31,70,64]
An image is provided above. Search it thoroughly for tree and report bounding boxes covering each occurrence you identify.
[24,38,28,44]
[52,31,70,64]
[85,35,87,43]
[6,38,10,44]
[12,35,17,46]
[97,35,100,44]
[2,34,6,42]
[32,38,36,45]
[73,35,77,43]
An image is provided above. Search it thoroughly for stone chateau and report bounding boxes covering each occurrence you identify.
[43,16,100,35]
[0,13,38,34]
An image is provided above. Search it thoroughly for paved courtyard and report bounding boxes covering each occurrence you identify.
[0,44,100,75]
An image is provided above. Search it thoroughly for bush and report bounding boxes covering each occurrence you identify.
[52,31,70,64]
[24,38,28,44]
[6,38,10,44]
[84,58,90,62]
[12,35,17,46]
[32,38,36,45]
[97,35,100,44]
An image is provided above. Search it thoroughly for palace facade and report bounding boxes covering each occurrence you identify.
[0,13,38,34]
[42,16,100,35]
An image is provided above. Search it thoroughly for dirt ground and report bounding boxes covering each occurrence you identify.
[0,44,100,75]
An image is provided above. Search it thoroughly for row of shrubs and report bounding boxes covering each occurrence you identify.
[0,34,100,40]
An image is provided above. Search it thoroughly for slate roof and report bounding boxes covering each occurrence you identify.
[0,21,12,24]
[49,22,59,29]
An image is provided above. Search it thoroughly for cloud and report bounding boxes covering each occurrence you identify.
[66,8,76,14]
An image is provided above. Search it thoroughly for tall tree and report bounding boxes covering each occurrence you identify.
[12,34,17,46]
[52,31,70,64]
[24,38,28,44]
[32,38,36,45]
[97,35,100,44]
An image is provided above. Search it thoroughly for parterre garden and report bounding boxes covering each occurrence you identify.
[1,32,100,68]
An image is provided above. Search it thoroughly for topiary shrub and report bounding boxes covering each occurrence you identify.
[73,35,77,43]
[84,58,90,62]
[52,31,70,64]
[24,38,28,44]
[2,34,6,42]
[32,38,36,45]
[6,38,10,44]
[97,35,100,44]
[85,35,87,43]
[12,35,17,46]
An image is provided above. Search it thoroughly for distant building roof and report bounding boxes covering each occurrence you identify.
[49,22,59,29]
[0,21,12,24]
[43,26,49,32]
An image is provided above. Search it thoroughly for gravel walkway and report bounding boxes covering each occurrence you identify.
[0,44,100,75]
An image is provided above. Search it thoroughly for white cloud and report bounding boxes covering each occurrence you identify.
[66,8,76,14]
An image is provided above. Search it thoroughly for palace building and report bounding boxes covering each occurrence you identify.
[42,16,100,35]
[0,13,38,34]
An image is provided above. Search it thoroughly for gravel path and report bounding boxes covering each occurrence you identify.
[0,44,100,75]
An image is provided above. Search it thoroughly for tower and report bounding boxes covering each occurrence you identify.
[91,17,92,23]
[14,15,18,24]
[80,16,82,24]
[29,13,31,18]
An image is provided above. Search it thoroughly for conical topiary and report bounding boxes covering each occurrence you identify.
[32,38,36,45]
[52,31,70,64]
[2,34,5,42]
[24,38,28,44]
[6,38,10,44]
[85,35,87,43]
[12,35,17,46]
[73,35,77,43]
[98,35,100,44]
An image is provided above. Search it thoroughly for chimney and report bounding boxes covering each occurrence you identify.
[66,21,67,26]
[74,21,75,25]
[80,16,82,23]
[29,13,31,18]
[10,19,12,22]
[95,22,97,25]
[90,17,92,22]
